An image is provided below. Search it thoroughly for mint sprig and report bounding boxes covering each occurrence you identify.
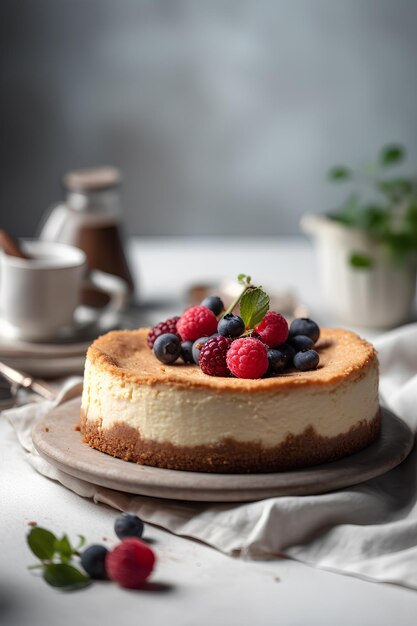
[222,274,270,332]
[27,527,90,591]
[240,287,270,329]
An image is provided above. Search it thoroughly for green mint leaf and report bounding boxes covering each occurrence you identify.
[239,287,270,329]
[379,144,405,166]
[54,535,73,564]
[27,528,57,561]
[75,535,86,552]
[328,166,351,181]
[349,253,374,269]
[43,563,91,590]
[237,273,251,286]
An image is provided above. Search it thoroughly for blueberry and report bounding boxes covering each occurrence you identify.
[293,349,320,371]
[192,336,210,363]
[153,333,181,364]
[81,544,109,579]
[290,335,314,352]
[201,296,224,316]
[218,314,245,338]
[180,340,194,363]
[289,318,320,343]
[114,512,144,540]
[275,342,296,367]
[267,348,287,374]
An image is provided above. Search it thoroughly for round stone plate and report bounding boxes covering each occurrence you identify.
[32,398,414,502]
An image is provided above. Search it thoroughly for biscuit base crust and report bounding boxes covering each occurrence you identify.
[80,410,381,474]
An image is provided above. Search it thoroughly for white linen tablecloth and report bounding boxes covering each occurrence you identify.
[6,324,417,590]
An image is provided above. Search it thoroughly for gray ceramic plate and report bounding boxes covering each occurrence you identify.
[32,398,414,502]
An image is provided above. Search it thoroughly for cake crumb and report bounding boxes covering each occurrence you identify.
[44,427,49,432]
[73,424,81,431]
[27,521,37,527]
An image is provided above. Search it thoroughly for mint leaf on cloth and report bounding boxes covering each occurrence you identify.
[27,527,57,561]
[43,564,91,590]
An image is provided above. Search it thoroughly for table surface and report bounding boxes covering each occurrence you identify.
[2,236,417,626]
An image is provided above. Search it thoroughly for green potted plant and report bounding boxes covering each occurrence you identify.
[301,145,417,328]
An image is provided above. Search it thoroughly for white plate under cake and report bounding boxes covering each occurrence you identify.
[80,328,380,473]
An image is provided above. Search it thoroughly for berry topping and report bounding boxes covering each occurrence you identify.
[217,313,245,338]
[289,318,320,343]
[106,538,156,589]
[255,311,288,347]
[199,336,232,377]
[80,544,109,580]
[290,335,314,352]
[180,340,194,363]
[293,349,320,371]
[267,347,287,374]
[177,305,218,342]
[153,333,181,364]
[114,513,144,540]
[192,336,210,363]
[147,316,180,349]
[201,295,224,316]
[275,342,296,367]
[226,337,269,379]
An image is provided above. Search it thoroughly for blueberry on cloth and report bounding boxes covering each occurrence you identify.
[114,513,145,540]
[81,545,109,579]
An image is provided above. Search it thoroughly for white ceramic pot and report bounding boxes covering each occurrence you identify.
[301,214,417,328]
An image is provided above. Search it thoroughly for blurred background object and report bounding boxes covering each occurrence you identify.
[39,166,135,306]
[302,144,417,327]
[2,0,417,238]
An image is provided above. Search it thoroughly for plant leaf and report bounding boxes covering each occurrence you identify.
[328,166,352,181]
[378,178,413,199]
[54,535,73,564]
[43,564,91,590]
[379,145,405,166]
[349,253,374,269]
[27,528,57,561]
[239,288,270,329]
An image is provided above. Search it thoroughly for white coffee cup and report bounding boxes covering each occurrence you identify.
[0,240,128,341]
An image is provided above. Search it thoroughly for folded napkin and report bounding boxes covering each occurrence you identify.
[6,324,417,590]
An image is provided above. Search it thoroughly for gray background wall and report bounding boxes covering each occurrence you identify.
[1,0,417,237]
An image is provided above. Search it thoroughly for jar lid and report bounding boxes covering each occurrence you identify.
[62,166,122,191]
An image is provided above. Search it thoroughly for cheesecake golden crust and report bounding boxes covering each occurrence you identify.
[86,327,377,392]
[80,410,381,473]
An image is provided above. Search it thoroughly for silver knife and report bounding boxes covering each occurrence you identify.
[0,360,57,400]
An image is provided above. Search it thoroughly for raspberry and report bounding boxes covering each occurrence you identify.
[226,337,269,379]
[177,305,218,342]
[105,538,156,589]
[199,336,232,377]
[255,311,288,348]
[147,316,180,349]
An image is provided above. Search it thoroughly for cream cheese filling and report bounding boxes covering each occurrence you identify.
[81,358,379,448]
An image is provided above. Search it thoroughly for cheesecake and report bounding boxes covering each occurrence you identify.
[80,327,380,473]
